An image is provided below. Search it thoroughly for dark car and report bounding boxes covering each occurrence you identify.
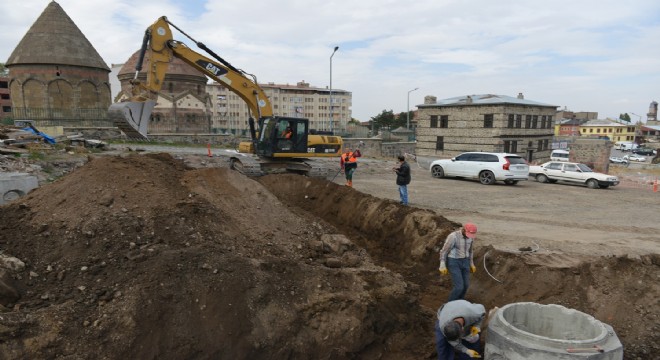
[632,148,656,156]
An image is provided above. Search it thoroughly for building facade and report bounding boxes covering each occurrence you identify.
[6,1,111,125]
[207,80,352,135]
[0,77,11,120]
[579,119,634,142]
[115,50,212,134]
[416,93,557,162]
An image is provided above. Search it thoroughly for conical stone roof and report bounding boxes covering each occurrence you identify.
[6,1,109,71]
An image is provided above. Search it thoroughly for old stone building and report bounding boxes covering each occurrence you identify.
[115,50,212,134]
[5,1,111,125]
[0,77,11,120]
[416,93,557,162]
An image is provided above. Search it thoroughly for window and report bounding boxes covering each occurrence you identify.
[564,164,578,172]
[503,140,518,153]
[435,136,444,150]
[547,116,553,128]
[537,140,542,151]
[484,114,493,128]
[525,115,532,128]
[546,162,562,170]
[508,114,514,128]
[541,116,546,128]
[0,94,9,100]
[2,106,11,113]
[430,115,438,128]
[532,116,538,129]
[543,139,549,150]
[516,115,522,128]
[0,81,7,89]
[440,115,448,128]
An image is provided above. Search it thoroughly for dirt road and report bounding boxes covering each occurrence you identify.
[344,156,660,261]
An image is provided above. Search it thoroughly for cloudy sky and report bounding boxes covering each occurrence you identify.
[2,0,659,122]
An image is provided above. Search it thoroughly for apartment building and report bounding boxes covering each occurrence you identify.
[0,77,11,120]
[416,93,557,163]
[579,119,634,142]
[207,80,352,135]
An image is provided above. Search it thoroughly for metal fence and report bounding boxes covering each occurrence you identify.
[12,107,114,127]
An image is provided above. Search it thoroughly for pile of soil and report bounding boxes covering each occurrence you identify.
[0,153,657,359]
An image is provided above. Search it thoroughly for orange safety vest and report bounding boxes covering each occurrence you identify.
[341,150,360,167]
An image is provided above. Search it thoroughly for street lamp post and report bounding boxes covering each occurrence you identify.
[329,46,339,133]
[406,87,419,130]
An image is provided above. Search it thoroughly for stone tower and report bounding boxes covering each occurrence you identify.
[6,1,111,122]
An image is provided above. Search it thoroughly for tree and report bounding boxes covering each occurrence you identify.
[369,109,396,133]
[619,113,631,123]
[0,63,7,76]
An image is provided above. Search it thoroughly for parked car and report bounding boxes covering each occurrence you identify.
[429,152,529,185]
[623,154,646,162]
[528,161,619,189]
[550,149,570,162]
[632,148,656,156]
[609,156,629,165]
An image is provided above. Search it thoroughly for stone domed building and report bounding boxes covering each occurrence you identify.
[6,1,111,124]
[116,50,212,134]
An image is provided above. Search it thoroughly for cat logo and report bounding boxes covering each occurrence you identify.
[196,60,228,77]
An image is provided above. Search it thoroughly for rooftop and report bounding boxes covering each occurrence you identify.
[419,94,557,108]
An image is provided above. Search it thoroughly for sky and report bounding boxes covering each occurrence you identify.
[2,0,660,122]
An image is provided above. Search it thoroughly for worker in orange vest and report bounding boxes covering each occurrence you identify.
[340,146,362,187]
[282,126,293,139]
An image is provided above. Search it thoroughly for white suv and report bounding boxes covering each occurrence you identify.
[429,152,529,185]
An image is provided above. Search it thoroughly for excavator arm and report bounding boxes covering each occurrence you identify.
[109,16,272,139]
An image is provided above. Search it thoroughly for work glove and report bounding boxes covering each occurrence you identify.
[465,349,481,358]
[470,326,480,336]
[470,265,477,273]
[439,262,448,275]
[465,349,481,359]
[464,333,479,343]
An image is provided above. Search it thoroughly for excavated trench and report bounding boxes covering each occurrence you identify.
[258,174,658,360]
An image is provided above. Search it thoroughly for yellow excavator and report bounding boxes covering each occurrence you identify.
[108,16,343,176]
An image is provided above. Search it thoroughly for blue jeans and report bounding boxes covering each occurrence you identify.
[398,185,408,205]
[434,319,481,360]
[447,258,470,301]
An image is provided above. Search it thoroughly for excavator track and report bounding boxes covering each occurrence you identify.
[229,156,265,177]
[303,159,335,178]
[228,156,336,179]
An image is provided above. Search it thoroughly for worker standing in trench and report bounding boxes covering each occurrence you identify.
[439,223,477,301]
[435,299,485,359]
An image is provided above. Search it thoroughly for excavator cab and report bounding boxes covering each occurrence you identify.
[256,117,308,157]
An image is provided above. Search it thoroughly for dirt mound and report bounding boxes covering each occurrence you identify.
[0,154,434,359]
[0,153,657,359]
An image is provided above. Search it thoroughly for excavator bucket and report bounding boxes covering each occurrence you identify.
[108,100,156,139]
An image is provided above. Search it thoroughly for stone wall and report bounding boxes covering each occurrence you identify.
[341,138,415,158]
[569,138,612,173]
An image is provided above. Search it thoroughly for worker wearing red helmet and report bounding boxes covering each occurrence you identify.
[438,223,478,301]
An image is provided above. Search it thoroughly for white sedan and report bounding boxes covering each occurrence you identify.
[624,154,646,162]
[529,161,619,189]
